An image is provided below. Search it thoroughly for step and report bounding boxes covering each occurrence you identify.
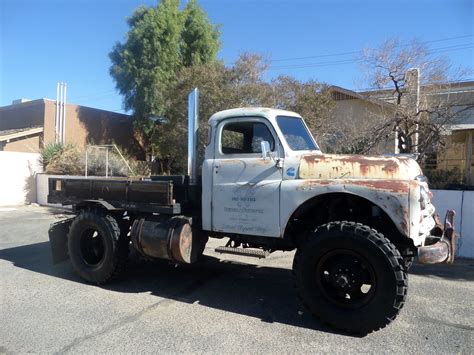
[215,246,269,259]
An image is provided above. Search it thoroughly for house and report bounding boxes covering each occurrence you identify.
[0,99,145,159]
[328,80,474,185]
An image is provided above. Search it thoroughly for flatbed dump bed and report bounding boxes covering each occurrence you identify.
[47,176,191,214]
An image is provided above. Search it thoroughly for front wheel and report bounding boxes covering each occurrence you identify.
[293,221,407,335]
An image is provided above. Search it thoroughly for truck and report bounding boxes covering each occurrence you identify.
[48,89,457,335]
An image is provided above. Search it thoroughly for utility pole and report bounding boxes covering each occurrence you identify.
[406,68,420,155]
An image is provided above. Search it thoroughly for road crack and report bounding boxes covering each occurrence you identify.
[56,271,221,353]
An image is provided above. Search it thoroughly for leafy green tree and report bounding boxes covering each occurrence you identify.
[181,0,220,67]
[109,0,220,160]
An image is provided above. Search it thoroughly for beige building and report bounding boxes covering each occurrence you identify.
[0,99,144,159]
[328,80,474,185]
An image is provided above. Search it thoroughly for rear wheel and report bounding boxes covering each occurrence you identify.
[293,221,407,334]
[68,210,129,284]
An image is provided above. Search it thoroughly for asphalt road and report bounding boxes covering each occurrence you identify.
[1,206,473,353]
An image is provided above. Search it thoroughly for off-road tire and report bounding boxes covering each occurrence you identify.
[68,210,129,284]
[293,221,408,335]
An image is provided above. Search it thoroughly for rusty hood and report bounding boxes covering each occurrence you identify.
[299,154,422,180]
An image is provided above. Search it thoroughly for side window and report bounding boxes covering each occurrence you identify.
[221,121,275,155]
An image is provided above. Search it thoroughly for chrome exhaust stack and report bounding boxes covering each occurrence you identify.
[187,88,199,185]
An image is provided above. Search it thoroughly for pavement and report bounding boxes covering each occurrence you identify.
[0,205,473,353]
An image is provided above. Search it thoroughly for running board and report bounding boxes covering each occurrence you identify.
[215,246,269,259]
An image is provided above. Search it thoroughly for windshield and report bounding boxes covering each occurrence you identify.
[276,116,318,151]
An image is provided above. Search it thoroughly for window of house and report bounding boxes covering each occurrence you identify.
[221,121,275,155]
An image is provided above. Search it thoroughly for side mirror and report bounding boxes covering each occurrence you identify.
[260,141,271,160]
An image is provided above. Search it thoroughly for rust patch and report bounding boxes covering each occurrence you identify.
[347,180,409,193]
[300,153,420,180]
[297,179,409,193]
[220,159,245,165]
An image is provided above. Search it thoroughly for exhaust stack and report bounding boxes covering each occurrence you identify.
[187,88,199,185]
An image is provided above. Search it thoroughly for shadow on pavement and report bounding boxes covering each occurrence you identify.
[3,241,473,336]
[0,241,344,336]
[410,258,474,281]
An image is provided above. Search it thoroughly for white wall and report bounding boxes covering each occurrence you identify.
[0,151,42,206]
[431,189,474,259]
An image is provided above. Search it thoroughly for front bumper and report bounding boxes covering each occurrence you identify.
[417,210,457,264]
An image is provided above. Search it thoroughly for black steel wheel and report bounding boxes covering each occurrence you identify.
[293,221,407,335]
[315,249,377,310]
[68,210,129,284]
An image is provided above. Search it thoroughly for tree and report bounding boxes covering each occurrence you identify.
[156,54,334,174]
[359,38,471,160]
[158,55,272,174]
[181,0,220,67]
[109,0,220,159]
[270,76,334,149]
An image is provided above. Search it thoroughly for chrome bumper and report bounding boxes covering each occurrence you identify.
[417,210,457,264]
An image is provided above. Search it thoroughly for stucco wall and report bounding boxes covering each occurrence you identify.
[3,135,41,153]
[330,98,395,154]
[1,100,144,159]
[43,101,143,159]
[0,151,42,206]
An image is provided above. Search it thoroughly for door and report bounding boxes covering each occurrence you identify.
[211,117,283,237]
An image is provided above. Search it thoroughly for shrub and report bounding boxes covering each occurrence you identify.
[83,148,132,177]
[40,143,65,170]
[42,144,83,175]
[40,143,150,177]
[424,168,464,189]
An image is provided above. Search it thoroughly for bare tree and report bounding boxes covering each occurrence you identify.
[360,38,471,160]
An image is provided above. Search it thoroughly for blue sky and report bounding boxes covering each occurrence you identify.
[1,0,473,113]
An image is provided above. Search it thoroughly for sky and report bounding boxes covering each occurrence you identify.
[1,0,473,114]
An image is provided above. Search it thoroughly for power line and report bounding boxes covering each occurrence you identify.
[269,43,474,71]
[270,34,473,63]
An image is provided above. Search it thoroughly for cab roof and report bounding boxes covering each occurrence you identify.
[208,107,301,125]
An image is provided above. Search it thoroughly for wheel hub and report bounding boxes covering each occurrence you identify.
[80,229,105,266]
[330,263,363,291]
[316,249,377,309]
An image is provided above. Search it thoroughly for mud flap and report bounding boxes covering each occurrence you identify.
[48,218,73,264]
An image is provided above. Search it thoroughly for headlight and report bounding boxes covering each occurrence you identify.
[420,185,430,210]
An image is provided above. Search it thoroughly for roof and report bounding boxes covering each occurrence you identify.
[0,127,44,142]
[358,80,474,96]
[208,107,301,125]
[447,124,474,132]
[328,86,395,109]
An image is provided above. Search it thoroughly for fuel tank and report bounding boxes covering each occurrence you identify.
[130,216,203,264]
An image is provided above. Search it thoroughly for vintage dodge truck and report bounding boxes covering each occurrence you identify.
[49,89,456,334]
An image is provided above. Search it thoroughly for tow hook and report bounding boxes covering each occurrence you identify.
[417,210,457,264]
